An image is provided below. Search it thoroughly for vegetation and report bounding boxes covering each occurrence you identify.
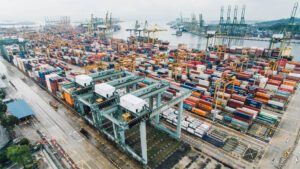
[0,90,5,99]
[0,150,9,164]
[0,101,20,137]
[6,145,32,168]
[0,115,20,137]
[256,18,300,26]
[19,138,30,145]
[256,17,300,34]
[0,101,7,113]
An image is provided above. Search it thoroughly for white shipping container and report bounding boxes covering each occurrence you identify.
[186,116,196,122]
[265,84,278,91]
[199,73,209,80]
[213,71,223,77]
[215,114,223,120]
[288,73,300,78]
[120,94,147,113]
[241,107,258,119]
[259,77,268,88]
[204,91,211,96]
[195,128,206,136]
[196,86,207,92]
[187,127,195,134]
[268,100,284,107]
[196,65,206,72]
[95,83,116,98]
[285,63,296,70]
[280,84,294,90]
[75,75,92,87]
[45,73,58,93]
[181,121,189,128]
[199,79,210,87]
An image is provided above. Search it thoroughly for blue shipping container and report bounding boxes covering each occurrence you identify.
[245,98,262,109]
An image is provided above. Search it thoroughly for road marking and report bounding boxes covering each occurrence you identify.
[76,160,92,169]
[56,136,67,145]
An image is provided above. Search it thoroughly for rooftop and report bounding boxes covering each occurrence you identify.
[7,100,35,119]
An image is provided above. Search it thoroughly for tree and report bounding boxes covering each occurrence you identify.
[0,115,20,137]
[1,115,19,130]
[19,138,30,145]
[0,102,7,113]
[6,145,32,167]
[6,115,19,127]
[0,90,5,99]
[0,150,9,164]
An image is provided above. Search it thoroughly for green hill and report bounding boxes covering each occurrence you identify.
[256,18,300,25]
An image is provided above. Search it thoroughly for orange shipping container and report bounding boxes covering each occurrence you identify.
[192,91,201,97]
[64,91,74,106]
[253,97,268,104]
[191,108,207,117]
[233,80,241,86]
[281,69,291,73]
[283,81,296,87]
[256,92,270,99]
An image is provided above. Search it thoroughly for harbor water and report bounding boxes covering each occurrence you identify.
[113,21,300,62]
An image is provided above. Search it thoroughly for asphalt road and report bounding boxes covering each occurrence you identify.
[0,58,115,169]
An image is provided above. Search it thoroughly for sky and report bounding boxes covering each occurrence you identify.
[0,0,298,23]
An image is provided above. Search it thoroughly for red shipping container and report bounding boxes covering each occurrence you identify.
[278,87,292,94]
[244,105,260,112]
[231,94,246,102]
[167,89,177,96]
[271,75,284,82]
[198,99,213,107]
[232,115,251,124]
[286,76,299,82]
[236,108,254,119]
[186,96,200,104]
[268,79,281,86]
[274,95,288,101]
[228,99,244,108]
[183,100,196,107]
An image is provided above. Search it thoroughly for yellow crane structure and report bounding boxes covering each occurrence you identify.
[216,46,226,59]
[171,51,189,81]
[265,59,278,75]
[145,24,167,44]
[195,50,208,61]
[237,54,249,72]
[155,53,168,66]
[213,75,236,106]
[84,59,108,74]
[115,56,136,72]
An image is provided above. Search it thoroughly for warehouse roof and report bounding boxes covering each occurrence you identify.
[7,100,35,119]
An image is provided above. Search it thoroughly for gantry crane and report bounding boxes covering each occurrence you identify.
[145,24,167,44]
[265,59,278,75]
[60,70,191,165]
[213,74,236,106]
